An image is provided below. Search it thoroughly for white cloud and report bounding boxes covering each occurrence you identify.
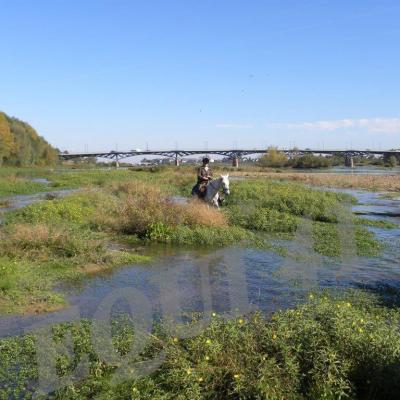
[266,118,400,134]
[216,123,254,129]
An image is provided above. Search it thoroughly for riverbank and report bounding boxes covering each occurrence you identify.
[230,171,400,192]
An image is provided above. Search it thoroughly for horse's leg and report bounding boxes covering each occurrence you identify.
[212,193,220,209]
[204,187,212,204]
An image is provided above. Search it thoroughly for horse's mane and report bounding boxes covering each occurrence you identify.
[209,176,223,189]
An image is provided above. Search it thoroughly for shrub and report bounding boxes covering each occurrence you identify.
[257,147,288,168]
[1,291,400,399]
[386,156,398,167]
[99,182,226,237]
[289,154,332,169]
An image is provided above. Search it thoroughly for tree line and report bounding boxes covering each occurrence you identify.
[0,111,58,166]
[257,147,399,169]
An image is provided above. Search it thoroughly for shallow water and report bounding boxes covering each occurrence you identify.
[0,187,399,338]
[0,189,76,224]
[288,166,400,175]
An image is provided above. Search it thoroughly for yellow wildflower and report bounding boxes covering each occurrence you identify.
[206,339,212,345]
[234,374,240,379]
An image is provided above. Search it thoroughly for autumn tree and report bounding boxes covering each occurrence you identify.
[257,147,288,168]
[0,112,14,165]
[0,111,58,166]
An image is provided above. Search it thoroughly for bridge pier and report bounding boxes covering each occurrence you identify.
[59,149,400,168]
[345,155,354,168]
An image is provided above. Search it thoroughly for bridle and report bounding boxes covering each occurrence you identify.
[221,178,230,195]
[207,177,230,196]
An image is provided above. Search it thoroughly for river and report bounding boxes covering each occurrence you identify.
[0,183,399,338]
[288,166,400,175]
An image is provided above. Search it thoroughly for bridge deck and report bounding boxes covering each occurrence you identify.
[60,148,400,161]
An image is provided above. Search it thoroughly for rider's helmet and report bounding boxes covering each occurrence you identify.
[202,157,210,164]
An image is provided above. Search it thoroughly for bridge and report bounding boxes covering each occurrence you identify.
[59,148,400,168]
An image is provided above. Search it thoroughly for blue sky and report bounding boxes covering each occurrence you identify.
[1,0,399,152]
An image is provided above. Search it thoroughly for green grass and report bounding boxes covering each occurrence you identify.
[47,168,194,196]
[0,166,194,196]
[223,179,381,257]
[0,177,49,196]
[355,227,383,257]
[1,291,400,399]
[0,223,150,314]
[224,179,355,223]
[355,217,398,229]
[312,222,383,257]
[226,205,299,233]
[0,166,54,179]
[4,191,100,226]
[165,225,258,247]
[312,221,341,257]
[0,186,155,314]
[0,167,58,196]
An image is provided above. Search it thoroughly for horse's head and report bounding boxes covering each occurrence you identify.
[220,174,230,195]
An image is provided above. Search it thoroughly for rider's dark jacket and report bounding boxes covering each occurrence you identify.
[192,165,213,196]
[197,166,213,183]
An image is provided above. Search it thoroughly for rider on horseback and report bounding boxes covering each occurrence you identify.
[192,157,213,197]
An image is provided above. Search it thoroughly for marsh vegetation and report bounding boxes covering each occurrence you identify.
[0,167,391,314]
[1,291,400,399]
[0,166,399,399]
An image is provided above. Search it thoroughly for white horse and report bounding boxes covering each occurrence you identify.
[203,174,230,208]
